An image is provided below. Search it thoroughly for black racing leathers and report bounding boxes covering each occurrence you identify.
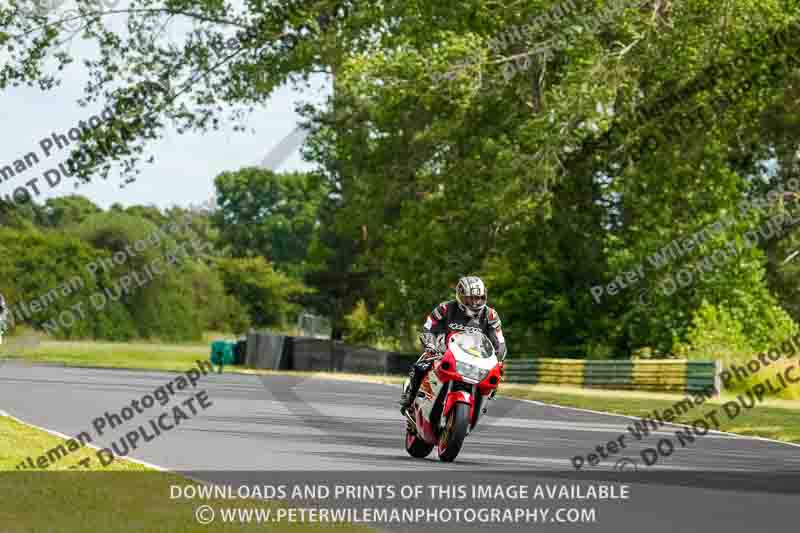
[401,301,507,413]
[421,300,507,360]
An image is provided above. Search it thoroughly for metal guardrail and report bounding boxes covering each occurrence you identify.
[503,358,719,394]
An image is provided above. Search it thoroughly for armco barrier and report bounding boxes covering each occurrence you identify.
[503,359,719,394]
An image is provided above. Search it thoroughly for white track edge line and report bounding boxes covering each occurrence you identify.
[2,410,171,471]
[0,410,384,517]
[0,410,293,495]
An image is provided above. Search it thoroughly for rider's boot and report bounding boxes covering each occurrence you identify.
[489,362,504,400]
[399,361,429,414]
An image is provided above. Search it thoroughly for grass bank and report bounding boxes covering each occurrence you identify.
[0,415,365,532]
[3,339,208,372]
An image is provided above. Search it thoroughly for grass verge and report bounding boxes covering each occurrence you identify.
[0,415,366,532]
[4,340,208,372]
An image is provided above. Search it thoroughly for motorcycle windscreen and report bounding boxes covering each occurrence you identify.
[450,331,495,359]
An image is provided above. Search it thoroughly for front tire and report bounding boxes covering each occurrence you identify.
[437,403,470,462]
[405,430,434,458]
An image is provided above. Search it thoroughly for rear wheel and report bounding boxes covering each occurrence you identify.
[437,403,470,462]
[405,430,434,458]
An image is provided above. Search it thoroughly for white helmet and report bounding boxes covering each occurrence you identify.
[456,276,487,317]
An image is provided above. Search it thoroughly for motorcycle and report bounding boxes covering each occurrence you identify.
[402,330,503,462]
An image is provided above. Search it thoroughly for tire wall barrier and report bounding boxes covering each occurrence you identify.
[243,332,418,374]
[503,359,719,395]
[244,332,289,370]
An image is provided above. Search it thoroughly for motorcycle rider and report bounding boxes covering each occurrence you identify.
[399,276,507,414]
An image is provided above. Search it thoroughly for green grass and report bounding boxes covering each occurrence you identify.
[0,416,367,532]
[0,415,150,473]
[4,339,209,372]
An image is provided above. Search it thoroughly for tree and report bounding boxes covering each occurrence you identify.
[0,225,138,340]
[39,195,102,228]
[296,0,800,356]
[6,0,800,357]
[212,168,326,273]
[216,256,310,328]
[0,203,249,341]
[0,0,368,185]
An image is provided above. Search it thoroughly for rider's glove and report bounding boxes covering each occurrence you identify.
[420,332,446,354]
[434,334,446,354]
[419,332,437,353]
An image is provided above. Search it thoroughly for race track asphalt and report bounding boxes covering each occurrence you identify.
[1,361,799,532]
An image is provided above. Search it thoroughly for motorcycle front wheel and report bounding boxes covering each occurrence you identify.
[437,403,470,462]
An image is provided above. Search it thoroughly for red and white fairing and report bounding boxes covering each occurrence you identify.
[404,330,503,462]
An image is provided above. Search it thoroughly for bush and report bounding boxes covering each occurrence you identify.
[724,356,800,400]
[0,214,248,343]
[216,256,310,329]
[344,300,403,350]
[674,301,755,366]
[676,302,800,400]
[0,227,137,340]
[186,263,250,335]
[344,300,383,345]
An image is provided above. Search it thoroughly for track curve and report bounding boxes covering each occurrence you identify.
[1,362,799,532]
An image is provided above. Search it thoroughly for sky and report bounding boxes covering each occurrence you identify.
[0,4,331,210]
